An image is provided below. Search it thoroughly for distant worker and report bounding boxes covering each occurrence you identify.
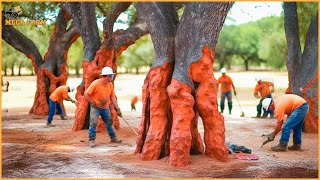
[217,68,237,114]
[131,96,138,111]
[47,85,75,126]
[263,94,309,151]
[254,77,274,118]
[84,66,123,147]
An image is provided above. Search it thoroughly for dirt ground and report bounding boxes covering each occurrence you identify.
[1,72,318,178]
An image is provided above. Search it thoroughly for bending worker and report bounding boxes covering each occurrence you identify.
[84,66,123,147]
[263,94,309,151]
[217,68,237,114]
[254,77,274,118]
[47,85,75,126]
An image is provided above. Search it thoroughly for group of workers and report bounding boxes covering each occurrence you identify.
[48,66,309,152]
[217,67,308,152]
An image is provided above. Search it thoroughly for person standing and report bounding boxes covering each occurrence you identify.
[254,77,274,118]
[84,66,123,147]
[262,94,309,151]
[47,85,75,126]
[217,68,237,114]
[130,96,138,111]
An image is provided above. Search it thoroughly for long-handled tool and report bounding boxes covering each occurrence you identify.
[261,139,272,148]
[234,95,245,117]
[261,129,282,148]
[119,116,138,135]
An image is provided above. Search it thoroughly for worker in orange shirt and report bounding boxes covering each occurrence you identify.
[262,94,309,151]
[131,96,138,111]
[217,68,237,114]
[85,66,123,147]
[47,85,75,126]
[254,77,274,118]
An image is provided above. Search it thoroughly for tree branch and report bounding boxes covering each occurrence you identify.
[102,2,132,48]
[114,19,149,54]
[2,14,43,74]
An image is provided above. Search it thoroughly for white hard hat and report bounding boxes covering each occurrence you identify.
[68,86,75,92]
[220,68,227,73]
[69,86,75,92]
[255,77,262,82]
[262,98,272,110]
[100,66,115,75]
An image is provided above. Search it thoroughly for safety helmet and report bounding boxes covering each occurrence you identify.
[220,68,227,73]
[262,98,272,110]
[255,77,262,82]
[100,66,115,75]
[68,86,75,92]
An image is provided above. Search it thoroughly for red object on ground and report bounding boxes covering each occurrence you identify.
[236,154,259,161]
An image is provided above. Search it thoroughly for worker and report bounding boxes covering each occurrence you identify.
[217,68,237,114]
[84,66,123,147]
[131,96,138,111]
[47,85,75,126]
[254,77,274,118]
[262,94,309,151]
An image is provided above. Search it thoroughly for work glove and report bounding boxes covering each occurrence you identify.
[234,90,237,96]
[116,108,123,118]
[268,132,275,141]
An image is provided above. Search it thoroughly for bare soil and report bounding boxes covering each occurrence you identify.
[2,72,318,178]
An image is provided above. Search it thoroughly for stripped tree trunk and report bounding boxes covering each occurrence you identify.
[67,2,149,131]
[135,2,233,167]
[284,2,318,133]
[2,4,80,116]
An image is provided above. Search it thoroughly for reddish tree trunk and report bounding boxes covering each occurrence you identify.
[135,2,232,167]
[284,3,318,133]
[2,5,80,116]
[68,2,148,131]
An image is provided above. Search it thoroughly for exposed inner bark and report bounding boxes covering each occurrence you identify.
[136,62,173,160]
[69,2,149,131]
[135,2,232,167]
[189,46,228,161]
[2,5,80,116]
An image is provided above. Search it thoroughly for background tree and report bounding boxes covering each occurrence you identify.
[118,35,155,74]
[2,2,81,115]
[257,16,287,69]
[283,2,318,133]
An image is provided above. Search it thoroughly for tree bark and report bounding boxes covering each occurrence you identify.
[284,2,318,133]
[68,2,149,131]
[135,2,177,161]
[29,5,80,115]
[135,2,233,167]
[2,4,80,116]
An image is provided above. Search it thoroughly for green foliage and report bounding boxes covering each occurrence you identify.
[2,40,30,75]
[216,15,286,70]
[67,38,84,76]
[118,35,155,73]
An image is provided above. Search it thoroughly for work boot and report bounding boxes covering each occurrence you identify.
[60,114,66,120]
[46,123,55,127]
[111,137,122,143]
[271,142,287,152]
[229,109,232,115]
[88,140,96,147]
[288,144,301,151]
